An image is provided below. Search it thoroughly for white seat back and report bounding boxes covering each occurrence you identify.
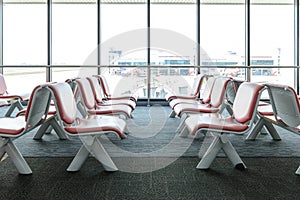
[267,84,300,127]
[210,77,231,108]
[48,82,77,125]
[233,82,264,124]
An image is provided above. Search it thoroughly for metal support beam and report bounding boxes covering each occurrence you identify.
[47,0,52,82]
[295,0,299,93]
[196,0,200,73]
[97,0,101,75]
[245,0,251,82]
[147,0,151,106]
[0,0,3,74]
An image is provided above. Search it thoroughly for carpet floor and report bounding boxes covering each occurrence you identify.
[1,105,300,199]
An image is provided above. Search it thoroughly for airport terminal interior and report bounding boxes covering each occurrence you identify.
[1,0,300,199]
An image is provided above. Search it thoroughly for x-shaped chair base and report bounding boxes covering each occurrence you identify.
[196,132,246,170]
[246,116,281,141]
[4,100,24,117]
[0,138,32,174]
[296,166,300,175]
[33,116,68,140]
[67,136,118,172]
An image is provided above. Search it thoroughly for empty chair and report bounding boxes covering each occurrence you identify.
[0,74,30,117]
[173,77,231,118]
[165,74,206,102]
[224,78,245,115]
[168,76,216,118]
[96,75,138,103]
[246,102,281,141]
[47,82,126,172]
[0,84,52,174]
[248,83,300,175]
[75,78,133,120]
[87,76,136,110]
[182,82,264,170]
[172,77,231,136]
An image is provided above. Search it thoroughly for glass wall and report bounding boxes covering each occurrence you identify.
[250,0,294,87]
[200,0,245,78]
[3,0,47,91]
[150,0,197,98]
[51,0,97,82]
[100,1,147,98]
[0,0,299,99]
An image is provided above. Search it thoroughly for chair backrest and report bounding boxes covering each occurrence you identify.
[191,74,206,97]
[87,76,105,103]
[226,79,245,106]
[48,82,77,125]
[232,82,264,124]
[75,78,96,110]
[25,84,52,130]
[266,84,300,127]
[97,75,110,97]
[209,77,231,108]
[201,76,216,103]
[0,74,8,95]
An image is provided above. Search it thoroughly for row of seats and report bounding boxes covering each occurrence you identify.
[0,75,137,174]
[165,74,300,175]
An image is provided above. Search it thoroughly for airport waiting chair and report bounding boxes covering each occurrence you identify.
[0,74,30,117]
[182,82,264,170]
[0,84,52,174]
[168,76,216,118]
[96,75,138,103]
[247,83,300,175]
[47,82,126,172]
[173,77,231,136]
[223,78,245,115]
[87,76,136,110]
[165,74,206,102]
[74,78,133,122]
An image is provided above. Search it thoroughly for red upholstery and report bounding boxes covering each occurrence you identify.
[0,118,25,135]
[0,74,30,102]
[48,83,77,125]
[89,104,132,117]
[185,82,264,135]
[87,76,136,110]
[174,103,220,117]
[48,82,126,139]
[65,117,126,137]
[165,74,206,102]
[0,74,7,95]
[169,76,216,109]
[75,78,132,118]
[185,115,249,135]
[76,78,96,110]
[0,84,52,137]
[233,82,264,124]
[257,104,274,116]
[96,75,137,102]
[47,82,126,172]
[173,77,231,117]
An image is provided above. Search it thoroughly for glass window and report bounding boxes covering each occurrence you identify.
[3,67,46,94]
[52,0,97,65]
[200,0,245,79]
[3,0,47,92]
[100,1,147,99]
[3,0,47,65]
[250,0,294,87]
[150,0,197,99]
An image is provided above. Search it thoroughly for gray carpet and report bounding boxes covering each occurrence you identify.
[2,105,300,199]
[1,105,300,158]
[1,157,300,200]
